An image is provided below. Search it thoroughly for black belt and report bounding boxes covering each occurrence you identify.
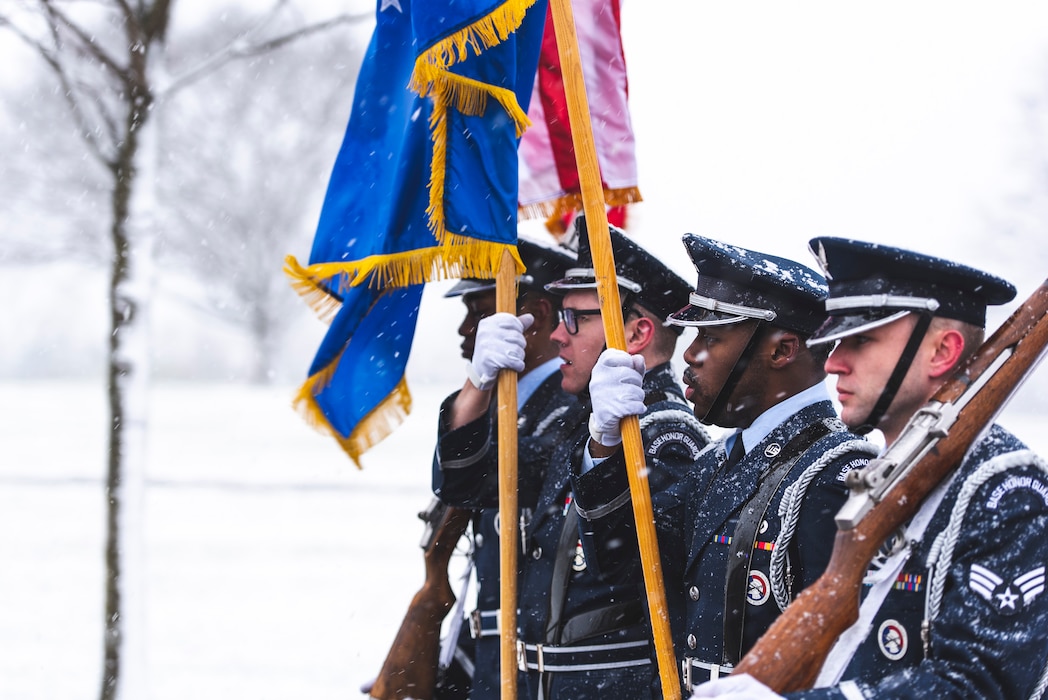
[681,657,733,691]
[559,600,645,646]
[516,639,651,673]
[469,608,500,638]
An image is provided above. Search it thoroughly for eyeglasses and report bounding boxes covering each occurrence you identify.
[559,306,644,335]
[559,307,602,335]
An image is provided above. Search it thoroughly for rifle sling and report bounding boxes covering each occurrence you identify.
[722,421,832,666]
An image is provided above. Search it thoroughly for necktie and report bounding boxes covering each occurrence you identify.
[725,434,745,467]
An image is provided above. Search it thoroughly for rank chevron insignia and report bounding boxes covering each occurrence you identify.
[969,563,1046,615]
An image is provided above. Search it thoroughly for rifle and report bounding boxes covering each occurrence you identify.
[733,280,1048,693]
[369,498,472,700]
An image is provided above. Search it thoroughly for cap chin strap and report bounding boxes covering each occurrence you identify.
[853,312,934,435]
[686,292,778,322]
[562,267,643,294]
[701,323,765,425]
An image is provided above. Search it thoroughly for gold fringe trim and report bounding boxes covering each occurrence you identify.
[293,369,413,469]
[411,0,538,93]
[284,244,525,321]
[284,255,342,322]
[517,186,644,221]
[517,187,644,237]
[415,66,531,136]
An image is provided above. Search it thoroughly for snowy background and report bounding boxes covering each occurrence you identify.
[4,0,1048,698]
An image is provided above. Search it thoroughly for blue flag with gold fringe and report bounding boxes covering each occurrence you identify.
[285,0,548,466]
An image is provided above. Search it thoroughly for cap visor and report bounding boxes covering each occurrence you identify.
[807,309,912,346]
[444,279,496,298]
[666,304,751,328]
[544,276,597,294]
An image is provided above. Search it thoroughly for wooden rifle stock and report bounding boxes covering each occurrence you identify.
[733,280,1048,693]
[369,499,472,700]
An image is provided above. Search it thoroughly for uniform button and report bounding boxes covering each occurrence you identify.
[475,533,485,548]
[687,634,697,649]
[532,547,542,560]
[689,586,700,601]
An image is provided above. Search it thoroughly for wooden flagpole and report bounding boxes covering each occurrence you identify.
[547,2,682,699]
[496,250,521,698]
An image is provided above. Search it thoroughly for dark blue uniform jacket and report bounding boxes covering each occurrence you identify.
[515,362,709,700]
[433,370,583,700]
[790,425,1048,700]
[574,398,872,696]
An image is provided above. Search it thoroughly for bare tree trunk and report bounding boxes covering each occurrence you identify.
[250,305,276,385]
[102,67,158,700]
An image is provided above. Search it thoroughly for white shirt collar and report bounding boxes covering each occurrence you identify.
[517,358,561,409]
[732,381,831,457]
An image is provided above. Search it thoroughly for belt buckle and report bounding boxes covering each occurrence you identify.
[516,640,528,672]
[469,609,482,639]
[682,658,730,690]
[488,609,501,636]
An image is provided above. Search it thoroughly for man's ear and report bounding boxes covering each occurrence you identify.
[525,296,555,332]
[928,328,966,379]
[769,330,800,368]
[625,314,656,354]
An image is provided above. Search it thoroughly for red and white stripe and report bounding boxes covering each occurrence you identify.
[518,0,640,226]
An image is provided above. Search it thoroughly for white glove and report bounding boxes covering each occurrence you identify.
[690,674,784,699]
[467,313,534,390]
[588,348,646,447]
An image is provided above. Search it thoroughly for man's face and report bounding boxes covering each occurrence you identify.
[680,320,761,426]
[823,313,929,436]
[457,290,497,360]
[549,290,607,396]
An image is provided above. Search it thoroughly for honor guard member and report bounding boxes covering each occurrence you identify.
[505,217,709,700]
[432,235,586,700]
[572,235,875,697]
[693,239,1048,700]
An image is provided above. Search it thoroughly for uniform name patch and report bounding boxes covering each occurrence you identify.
[837,457,870,483]
[985,475,1048,509]
[647,431,703,459]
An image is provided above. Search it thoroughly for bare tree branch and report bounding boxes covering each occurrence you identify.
[240,11,372,55]
[165,10,371,96]
[1,11,117,165]
[39,0,131,82]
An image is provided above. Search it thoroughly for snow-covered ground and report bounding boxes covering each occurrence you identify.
[0,380,452,700]
[2,379,1046,700]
